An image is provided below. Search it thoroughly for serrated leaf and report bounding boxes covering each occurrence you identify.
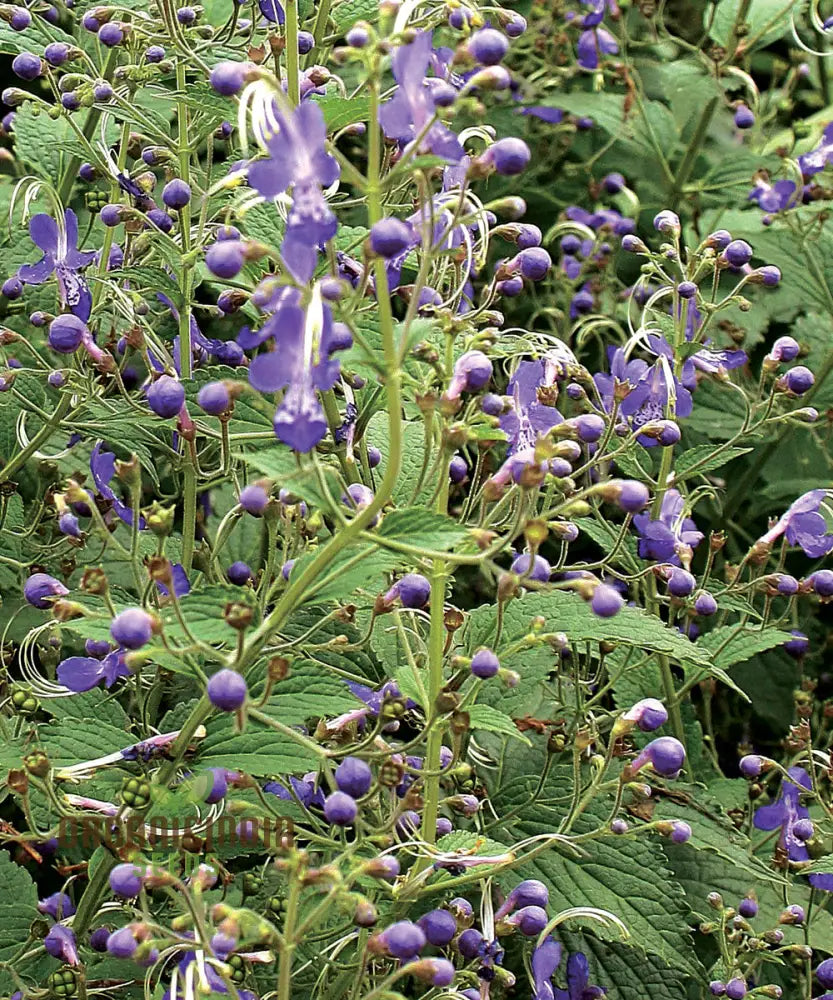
[366,414,432,506]
[470,591,711,668]
[331,0,380,31]
[43,688,128,729]
[39,717,133,768]
[200,714,321,775]
[376,508,468,551]
[290,540,400,604]
[486,738,702,975]
[673,445,752,479]
[12,104,74,184]
[0,853,38,992]
[261,661,361,726]
[313,95,370,132]
[467,704,530,745]
[695,625,792,671]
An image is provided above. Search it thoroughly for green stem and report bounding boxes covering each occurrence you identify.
[56,48,119,205]
[285,0,301,106]
[234,67,401,674]
[419,563,447,851]
[181,446,198,574]
[0,394,71,482]
[670,96,718,205]
[277,864,301,1000]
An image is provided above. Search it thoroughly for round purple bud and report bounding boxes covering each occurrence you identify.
[471,648,500,679]
[469,28,509,66]
[48,314,87,354]
[591,583,624,618]
[667,568,696,598]
[417,909,458,947]
[109,863,143,898]
[653,210,680,234]
[227,561,252,585]
[784,630,809,658]
[398,573,431,609]
[677,280,697,299]
[819,960,833,989]
[369,218,413,258]
[770,336,800,362]
[211,61,246,95]
[511,552,551,582]
[12,52,42,80]
[98,22,124,46]
[488,137,531,176]
[517,247,552,281]
[783,365,814,395]
[23,572,68,609]
[162,179,191,210]
[725,979,746,1000]
[616,480,650,512]
[197,381,231,415]
[738,897,758,918]
[206,240,245,279]
[723,239,753,267]
[382,921,426,959]
[324,790,358,826]
[207,669,247,711]
[449,455,467,483]
[146,375,184,418]
[694,591,717,616]
[110,607,153,649]
[335,757,372,798]
[239,484,269,515]
[734,105,755,129]
[107,926,138,958]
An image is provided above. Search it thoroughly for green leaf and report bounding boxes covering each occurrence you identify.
[487,740,702,975]
[261,661,360,726]
[708,0,793,48]
[366,414,432,506]
[542,91,677,157]
[313,95,370,132]
[43,689,128,729]
[200,714,322,775]
[290,541,400,604]
[0,852,39,993]
[470,591,712,669]
[695,625,792,671]
[376,508,468,551]
[331,0,380,31]
[39,718,133,768]
[558,933,694,1000]
[673,445,752,479]
[12,104,74,183]
[574,516,639,564]
[286,607,383,681]
[467,704,530,745]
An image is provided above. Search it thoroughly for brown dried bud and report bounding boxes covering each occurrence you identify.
[224,602,254,631]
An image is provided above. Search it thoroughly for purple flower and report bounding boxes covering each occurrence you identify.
[532,937,562,1000]
[264,773,325,809]
[17,209,95,320]
[798,123,833,177]
[156,563,191,598]
[258,0,284,22]
[44,924,79,965]
[90,442,146,528]
[57,648,131,692]
[554,952,606,1000]
[247,290,347,452]
[632,489,704,564]
[752,767,833,890]
[576,4,619,71]
[379,31,464,161]
[593,346,648,413]
[619,357,692,446]
[748,177,798,214]
[247,101,339,283]
[500,358,564,454]
[758,490,833,558]
[38,892,76,919]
